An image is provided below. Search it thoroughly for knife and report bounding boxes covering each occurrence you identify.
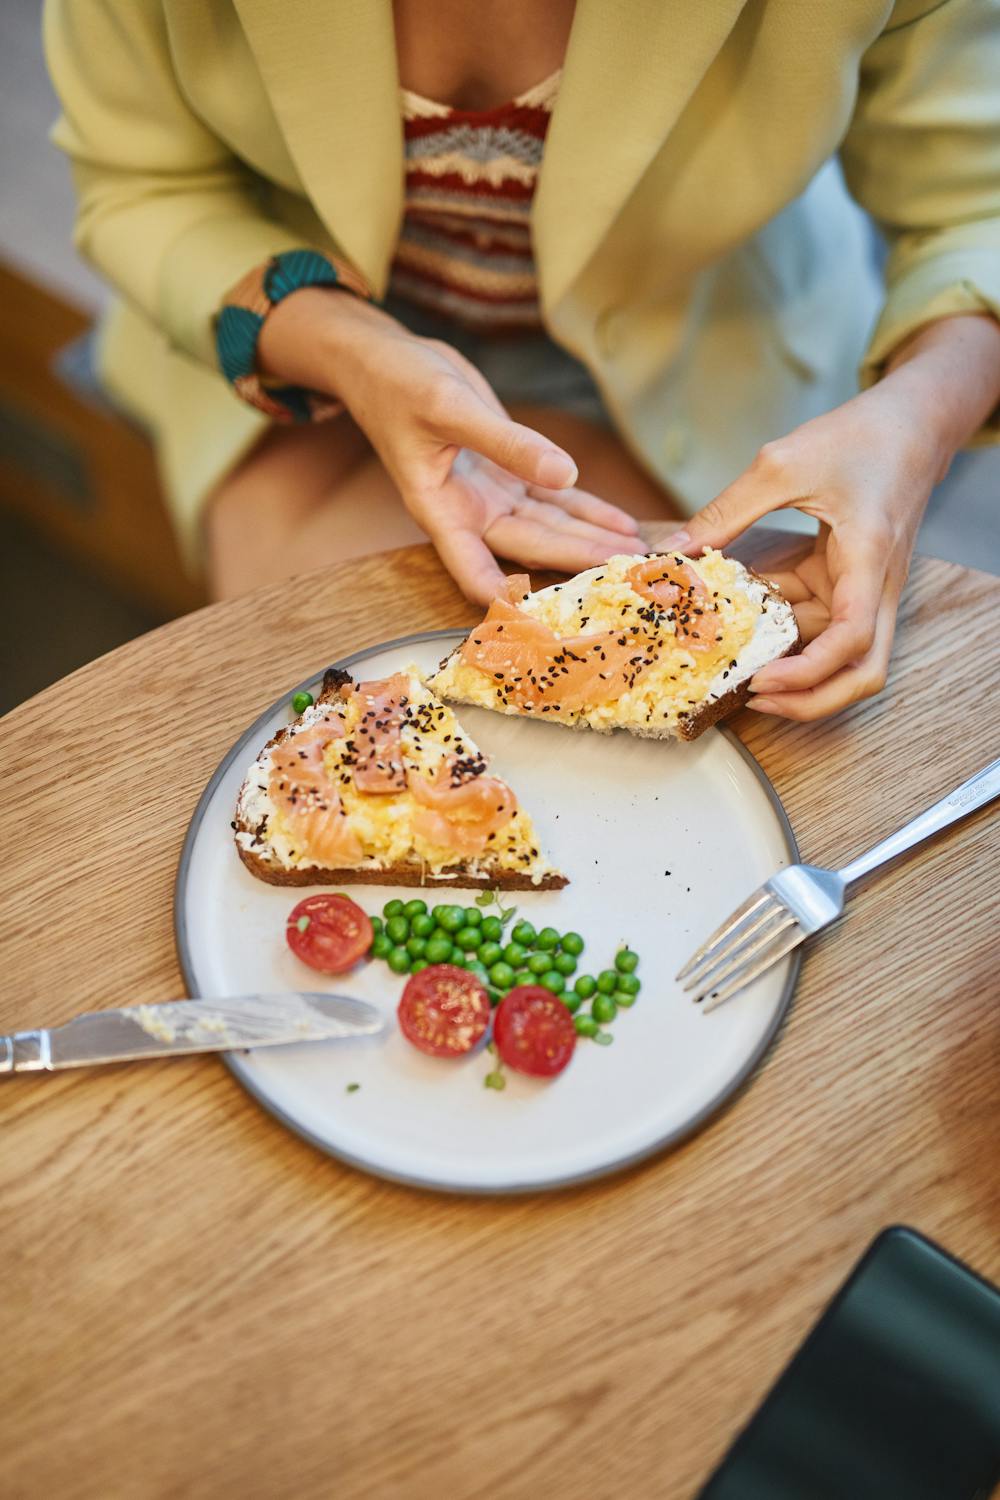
[0,993,384,1073]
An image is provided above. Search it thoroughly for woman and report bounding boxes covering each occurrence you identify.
[46,0,1000,720]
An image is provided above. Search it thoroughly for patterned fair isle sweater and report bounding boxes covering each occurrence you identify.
[389,71,560,332]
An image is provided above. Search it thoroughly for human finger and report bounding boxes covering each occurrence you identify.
[658,442,805,553]
[513,496,642,551]
[484,513,626,573]
[430,382,579,490]
[748,594,897,720]
[750,529,887,694]
[431,521,509,605]
[527,483,642,537]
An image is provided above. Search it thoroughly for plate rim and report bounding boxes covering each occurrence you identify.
[174,627,801,1195]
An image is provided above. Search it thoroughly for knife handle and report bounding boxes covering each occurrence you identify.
[0,1032,51,1074]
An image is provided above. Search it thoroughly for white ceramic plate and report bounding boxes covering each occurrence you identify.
[175,630,799,1194]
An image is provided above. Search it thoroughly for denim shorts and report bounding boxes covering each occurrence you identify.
[384,295,611,427]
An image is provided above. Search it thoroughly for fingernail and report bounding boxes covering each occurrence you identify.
[537,451,578,489]
[660,529,690,551]
[745,699,774,713]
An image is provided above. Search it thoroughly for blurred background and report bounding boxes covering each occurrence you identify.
[1,0,997,717]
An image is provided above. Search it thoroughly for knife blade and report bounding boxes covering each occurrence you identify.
[0,993,384,1073]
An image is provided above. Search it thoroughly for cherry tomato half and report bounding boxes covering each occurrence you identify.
[398,964,491,1058]
[493,985,577,1077]
[285,894,373,975]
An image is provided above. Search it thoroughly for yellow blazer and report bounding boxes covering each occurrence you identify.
[45,0,1000,563]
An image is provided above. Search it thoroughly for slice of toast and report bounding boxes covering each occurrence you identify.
[430,550,800,742]
[234,667,567,889]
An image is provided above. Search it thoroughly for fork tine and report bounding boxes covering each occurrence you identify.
[680,897,789,991]
[675,889,772,981]
[686,908,797,1001]
[699,926,805,1012]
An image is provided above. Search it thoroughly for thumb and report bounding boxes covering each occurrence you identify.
[660,454,795,555]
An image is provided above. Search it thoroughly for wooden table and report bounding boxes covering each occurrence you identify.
[3,537,998,1500]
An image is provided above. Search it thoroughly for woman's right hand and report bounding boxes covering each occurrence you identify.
[257,287,641,602]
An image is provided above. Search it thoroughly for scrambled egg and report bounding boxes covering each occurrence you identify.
[256,672,554,879]
[433,552,761,733]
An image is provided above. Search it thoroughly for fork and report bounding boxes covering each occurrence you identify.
[678,754,1000,1011]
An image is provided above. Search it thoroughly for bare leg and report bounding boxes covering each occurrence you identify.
[204,407,679,600]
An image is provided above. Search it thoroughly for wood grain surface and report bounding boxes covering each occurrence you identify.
[2,536,998,1500]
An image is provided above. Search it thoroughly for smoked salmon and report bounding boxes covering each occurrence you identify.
[410,756,517,858]
[458,596,660,711]
[352,673,410,793]
[268,710,364,866]
[626,557,716,651]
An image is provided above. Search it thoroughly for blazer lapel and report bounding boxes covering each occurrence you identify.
[535,0,749,310]
[233,0,403,296]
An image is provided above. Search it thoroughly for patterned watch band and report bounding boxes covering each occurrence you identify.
[215,248,372,422]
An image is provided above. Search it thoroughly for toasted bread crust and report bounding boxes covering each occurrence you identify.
[234,668,567,890]
[236,842,567,890]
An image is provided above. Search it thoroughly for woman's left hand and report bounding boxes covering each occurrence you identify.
[662,313,1000,721]
[660,378,946,721]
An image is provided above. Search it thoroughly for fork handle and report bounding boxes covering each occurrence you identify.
[838,754,1000,885]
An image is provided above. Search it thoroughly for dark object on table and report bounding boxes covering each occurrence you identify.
[697,1225,1000,1500]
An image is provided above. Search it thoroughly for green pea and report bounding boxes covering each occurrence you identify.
[560,931,584,956]
[501,941,525,967]
[371,933,392,959]
[370,915,384,937]
[387,946,411,975]
[540,970,565,994]
[403,899,428,919]
[385,915,410,945]
[423,936,453,965]
[513,969,532,986]
[487,987,502,1008]
[291,690,314,714]
[467,962,491,988]
[455,925,482,952]
[383,899,405,919]
[480,915,504,942]
[489,961,515,989]
[479,941,503,969]
[614,990,637,1009]
[463,907,483,927]
[536,926,560,951]
[617,973,641,996]
[597,970,618,994]
[407,912,433,937]
[432,904,452,926]
[436,905,465,934]
[592,993,618,1024]
[527,951,551,976]
[615,948,639,974]
[410,959,429,974]
[405,936,427,959]
[561,990,582,1014]
[553,951,577,977]
[574,974,597,1000]
[574,1014,599,1037]
[511,920,537,947]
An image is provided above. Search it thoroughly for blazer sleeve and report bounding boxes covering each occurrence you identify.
[841,0,1000,438]
[44,0,323,369]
